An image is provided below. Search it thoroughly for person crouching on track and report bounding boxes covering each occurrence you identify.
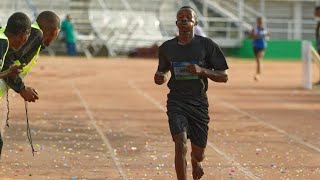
[1,11,61,103]
[0,12,32,157]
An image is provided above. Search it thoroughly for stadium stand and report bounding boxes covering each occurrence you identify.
[0,0,318,57]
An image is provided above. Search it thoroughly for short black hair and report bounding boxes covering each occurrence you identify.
[178,6,198,21]
[316,6,320,12]
[37,11,61,30]
[5,12,31,35]
[180,6,196,13]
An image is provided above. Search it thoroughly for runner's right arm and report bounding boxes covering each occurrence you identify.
[154,45,170,85]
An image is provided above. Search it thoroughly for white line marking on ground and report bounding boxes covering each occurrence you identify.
[212,96,320,153]
[72,83,128,180]
[248,89,319,115]
[128,80,260,180]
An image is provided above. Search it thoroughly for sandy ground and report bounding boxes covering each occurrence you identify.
[0,56,319,180]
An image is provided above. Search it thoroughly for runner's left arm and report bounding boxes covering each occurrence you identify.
[187,65,228,83]
[187,39,229,83]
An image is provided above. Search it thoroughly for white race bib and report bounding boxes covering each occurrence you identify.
[173,60,199,80]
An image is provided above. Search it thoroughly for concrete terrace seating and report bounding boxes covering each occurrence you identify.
[89,0,174,56]
[28,0,70,20]
[200,0,316,40]
[0,0,34,25]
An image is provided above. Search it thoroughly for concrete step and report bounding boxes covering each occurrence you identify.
[70,1,90,9]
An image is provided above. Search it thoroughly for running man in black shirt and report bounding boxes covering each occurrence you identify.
[2,11,60,102]
[154,6,229,180]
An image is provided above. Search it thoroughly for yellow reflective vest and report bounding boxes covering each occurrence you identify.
[0,30,10,97]
[14,22,42,78]
[0,22,42,98]
[0,29,9,71]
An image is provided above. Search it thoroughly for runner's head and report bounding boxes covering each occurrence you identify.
[256,17,264,28]
[176,6,198,35]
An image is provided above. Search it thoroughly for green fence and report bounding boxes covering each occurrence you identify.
[227,39,316,60]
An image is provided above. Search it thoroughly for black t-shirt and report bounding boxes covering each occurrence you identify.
[2,27,43,92]
[0,39,8,66]
[157,35,229,96]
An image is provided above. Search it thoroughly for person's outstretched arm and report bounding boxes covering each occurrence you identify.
[0,64,23,79]
[154,45,170,85]
[249,28,256,39]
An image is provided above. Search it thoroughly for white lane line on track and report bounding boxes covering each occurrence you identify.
[128,80,260,180]
[72,83,128,180]
[211,96,320,153]
[247,89,319,115]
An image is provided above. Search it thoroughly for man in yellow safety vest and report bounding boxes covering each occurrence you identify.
[1,11,61,102]
[0,12,31,93]
[0,12,32,157]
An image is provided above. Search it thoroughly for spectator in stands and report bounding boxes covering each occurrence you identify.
[315,6,320,54]
[61,14,77,56]
[1,11,60,103]
[249,17,270,81]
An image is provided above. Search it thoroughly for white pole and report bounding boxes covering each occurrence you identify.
[238,0,244,40]
[260,0,265,17]
[202,0,209,32]
[302,41,312,90]
[202,0,208,17]
[293,1,302,40]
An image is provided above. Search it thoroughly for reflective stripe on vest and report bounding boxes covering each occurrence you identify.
[15,22,42,78]
[0,79,8,98]
[0,26,5,33]
[0,31,9,97]
[0,32,9,70]
[0,34,9,57]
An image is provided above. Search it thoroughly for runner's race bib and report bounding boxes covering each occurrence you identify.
[173,60,199,80]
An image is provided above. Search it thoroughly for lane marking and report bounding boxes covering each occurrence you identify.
[72,83,128,180]
[211,96,320,153]
[128,80,260,180]
[247,89,319,115]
